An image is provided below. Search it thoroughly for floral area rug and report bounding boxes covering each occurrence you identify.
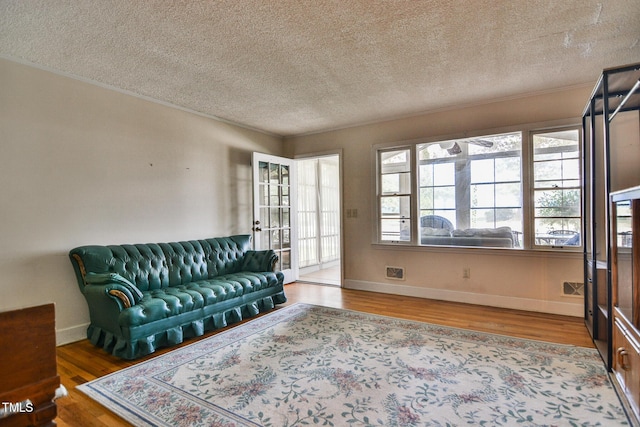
[78,303,629,426]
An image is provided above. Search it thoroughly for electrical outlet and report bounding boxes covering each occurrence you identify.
[463,268,471,279]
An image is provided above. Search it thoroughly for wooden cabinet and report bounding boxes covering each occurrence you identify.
[612,188,640,420]
[614,318,640,419]
[0,304,60,427]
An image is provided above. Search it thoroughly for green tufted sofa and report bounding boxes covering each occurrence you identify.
[69,235,286,359]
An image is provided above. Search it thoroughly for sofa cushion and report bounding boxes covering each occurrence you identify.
[159,241,215,287]
[117,271,281,327]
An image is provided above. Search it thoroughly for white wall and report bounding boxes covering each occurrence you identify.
[285,86,597,317]
[0,58,283,344]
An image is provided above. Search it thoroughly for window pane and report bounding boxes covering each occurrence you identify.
[380,194,411,241]
[495,183,521,207]
[563,159,580,180]
[433,163,455,186]
[419,164,433,186]
[467,132,521,155]
[419,187,433,210]
[471,159,494,183]
[434,186,456,208]
[471,184,495,207]
[381,149,410,174]
[380,219,411,241]
[381,172,411,195]
[534,219,581,246]
[381,174,398,194]
[381,195,411,216]
[534,189,580,216]
[419,143,457,160]
[471,208,522,230]
[471,209,495,228]
[495,157,520,182]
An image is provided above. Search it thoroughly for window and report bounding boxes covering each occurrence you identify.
[379,148,412,242]
[416,133,522,248]
[375,125,581,250]
[532,129,581,247]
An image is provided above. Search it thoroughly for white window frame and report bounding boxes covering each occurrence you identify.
[530,127,582,250]
[373,121,583,252]
[376,146,416,244]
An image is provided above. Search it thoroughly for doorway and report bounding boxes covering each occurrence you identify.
[296,154,341,286]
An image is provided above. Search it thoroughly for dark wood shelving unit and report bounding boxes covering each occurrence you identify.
[583,63,640,370]
[583,63,640,422]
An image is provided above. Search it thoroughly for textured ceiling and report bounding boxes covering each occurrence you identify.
[1,1,640,137]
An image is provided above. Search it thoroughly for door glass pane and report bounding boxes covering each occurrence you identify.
[259,184,269,205]
[259,161,269,183]
[282,229,290,248]
[258,230,270,250]
[269,163,279,183]
[270,185,280,206]
[270,208,281,227]
[281,250,291,269]
[271,229,281,248]
[281,165,290,186]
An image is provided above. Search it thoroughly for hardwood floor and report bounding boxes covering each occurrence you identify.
[55,282,594,426]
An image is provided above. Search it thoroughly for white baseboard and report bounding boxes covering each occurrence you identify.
[56,323,89,346]
[54,282,583,346]
[344,279,583,317]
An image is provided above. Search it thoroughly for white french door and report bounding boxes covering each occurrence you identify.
[252,153,297,284]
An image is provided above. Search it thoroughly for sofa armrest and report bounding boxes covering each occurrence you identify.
[241,250,279,272]
[85,272,144,306]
